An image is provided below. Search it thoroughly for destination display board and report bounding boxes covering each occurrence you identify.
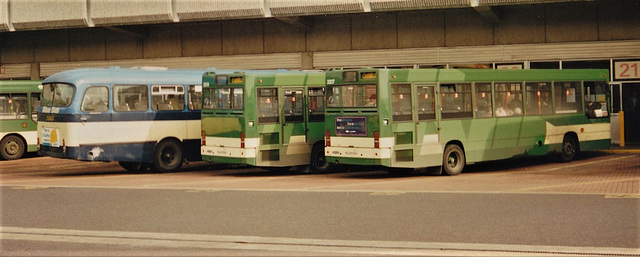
[335,116,367,136]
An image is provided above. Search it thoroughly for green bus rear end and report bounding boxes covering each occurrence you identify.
[201,71,332,172]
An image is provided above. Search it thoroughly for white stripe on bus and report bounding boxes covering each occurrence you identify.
[38,120,200,147]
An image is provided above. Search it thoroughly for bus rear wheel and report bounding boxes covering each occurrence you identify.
[442,144,465,176]
[118,161,149,172]
[153,139,183,172]
[558,134,579,163]
[1,135,25,160]
[309,145,333,173]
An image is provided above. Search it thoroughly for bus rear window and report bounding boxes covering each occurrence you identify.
[326,84,376,108]
[41,83,74,107]
[203,87,243,110]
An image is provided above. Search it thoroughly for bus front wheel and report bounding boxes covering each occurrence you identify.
[442,144,465,176]
[153,139,183,172]
[1,135,25,160]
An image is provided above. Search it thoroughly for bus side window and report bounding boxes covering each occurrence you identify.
[525,82,552,116]
[284,89,304,123]
[151,85,184,111]
[391,83,412,121]
[441,83,473,119]
[494,82,523,117]
[417,85,435,120]
[474,83,492,118]
[308,87,325,122]
[0,93,27,120]
[115,85,148,112]
[257,88,278,123]
[81,86,109,112]
[554,82,582,114]
[188,85,202,110]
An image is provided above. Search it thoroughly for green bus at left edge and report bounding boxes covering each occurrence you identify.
[0,80,42,160]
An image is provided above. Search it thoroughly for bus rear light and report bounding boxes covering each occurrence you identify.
[240,132,245,148]
[374,131,380,148]
[62,139,66,153]
[325,130,331,147]
[201,131,206,146]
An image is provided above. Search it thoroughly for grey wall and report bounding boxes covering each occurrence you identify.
[1,1,639,65]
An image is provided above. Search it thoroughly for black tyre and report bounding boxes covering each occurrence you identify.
[442,144,465,176]
[118,161,150,172]
[152,139,183,172]
[309,144,333,173]
[1,135,25,160]
[558,134,579,163]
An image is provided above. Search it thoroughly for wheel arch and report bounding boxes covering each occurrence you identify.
[157,137,184,146]
[444,140,466,158]
[563,132,580,151]
[2,133,28,147]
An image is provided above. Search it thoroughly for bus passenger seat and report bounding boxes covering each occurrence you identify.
[95,104,108,112]
[158,103,173,110]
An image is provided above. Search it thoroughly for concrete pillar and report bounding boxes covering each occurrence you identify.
[30,63,40,80]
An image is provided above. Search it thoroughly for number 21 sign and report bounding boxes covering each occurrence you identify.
[614,61,640,80]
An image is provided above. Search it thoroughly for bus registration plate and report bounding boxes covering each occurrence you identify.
[335,117,367,136]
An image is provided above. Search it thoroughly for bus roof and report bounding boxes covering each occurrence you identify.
[331,68,610,82]
[42,67,220,86]
[0,80,42,93]
[434,68,610,82]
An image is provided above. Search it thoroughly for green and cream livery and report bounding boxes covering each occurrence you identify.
[323,68,611,175]
[201,70,333,173]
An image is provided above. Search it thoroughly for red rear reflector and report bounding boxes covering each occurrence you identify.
[201,131,206,146]
[374,131,380,148]
[240,132,245,148]
[325,130,331,147]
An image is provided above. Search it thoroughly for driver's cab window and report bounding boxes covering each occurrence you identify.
[584,81,609,118]
[30,92,41,122]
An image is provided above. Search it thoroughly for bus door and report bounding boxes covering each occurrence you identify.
[414,84,441,167]
[389,83,415,166]
[281,87,308,165]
